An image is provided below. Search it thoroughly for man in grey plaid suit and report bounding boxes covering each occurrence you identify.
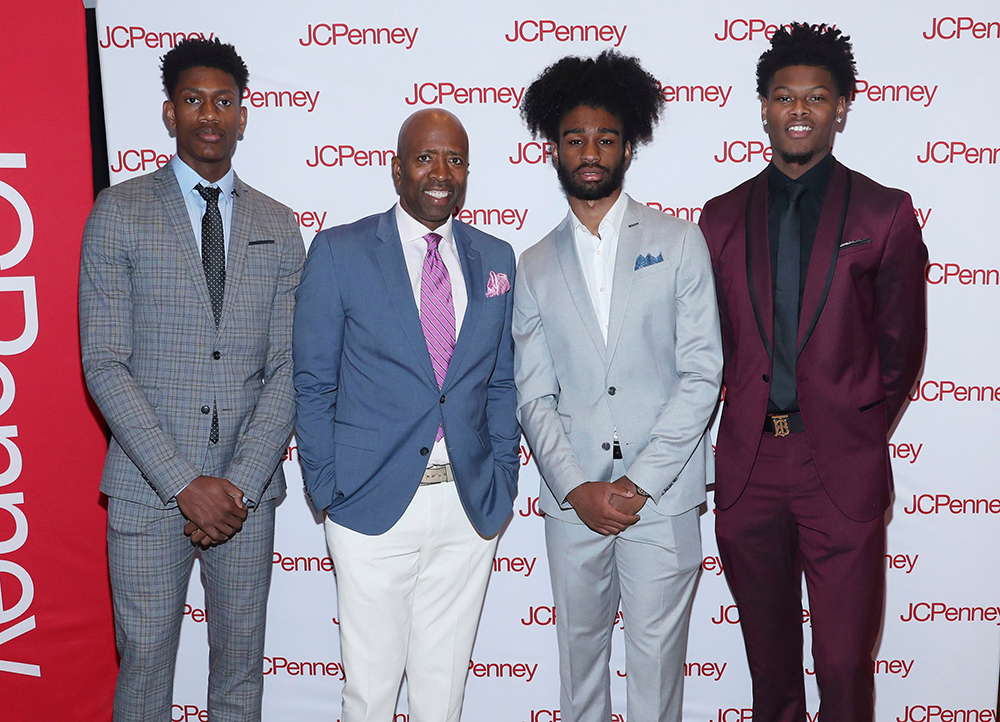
[79,39,305,721]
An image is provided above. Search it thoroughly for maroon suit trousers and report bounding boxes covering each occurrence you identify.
[716,431,885,722]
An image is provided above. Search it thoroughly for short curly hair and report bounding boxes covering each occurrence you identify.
[756,23,857,98]
[521,50,664,148]
[161,38,249,99]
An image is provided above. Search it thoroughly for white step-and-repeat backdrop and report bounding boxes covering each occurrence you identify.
[96,1,1000,719]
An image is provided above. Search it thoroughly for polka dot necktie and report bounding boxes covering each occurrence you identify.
[196,184,225,444]
[419,232,456,442]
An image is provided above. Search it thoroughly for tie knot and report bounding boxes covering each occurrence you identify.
[197,184,222,204]
[424,232,443,252]
[784,181,806,204]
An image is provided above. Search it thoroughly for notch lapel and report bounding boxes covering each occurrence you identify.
[372,209,437,387]
[218,174,251,335]
[744,171,774,359]
[151,167,216,328]
[798,162,851,354]
[443,223,482,389]
[553,217,606,364]
[605,200,642,367]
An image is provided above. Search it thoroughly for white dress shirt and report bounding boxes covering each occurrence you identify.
[395,203,468,467]
[569,191,629,343]
[170,154,235,263]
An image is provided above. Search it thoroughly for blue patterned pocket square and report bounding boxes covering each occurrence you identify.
[634,253,664,270]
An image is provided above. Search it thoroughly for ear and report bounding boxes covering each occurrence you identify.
[238,105,248,135]
[760,96,768,124]
[836,95,847,120]
[624,140,633,169]
[390,154,402,192]
[550,142,559,167]
[164,99,176,130]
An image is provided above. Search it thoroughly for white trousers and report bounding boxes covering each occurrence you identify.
[326,481,499,722]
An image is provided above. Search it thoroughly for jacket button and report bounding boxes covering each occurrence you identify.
[762,374,770,382]
[213,351,221,360]
[602,442,611,451]
[420,447,429,456]
[608,386,616,396]
[200,405,211,414]
[440,395,446,404]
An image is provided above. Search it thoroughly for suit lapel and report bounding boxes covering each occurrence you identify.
[744,170,773,359]
[218,174,251,335]
[443,223,482,389]
[151,166,216,328]
[373,209,438,387]
[798,162,851,354]
[605,199,642,367]
[553,216,607,363]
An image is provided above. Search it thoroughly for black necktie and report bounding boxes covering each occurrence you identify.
[196,184,224,443]
[771,181,807,411]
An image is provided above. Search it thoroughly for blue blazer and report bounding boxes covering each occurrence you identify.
[293,208,519,537]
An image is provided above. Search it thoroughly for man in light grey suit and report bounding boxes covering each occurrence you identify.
[80,39,304,721]
[513,51,723,722]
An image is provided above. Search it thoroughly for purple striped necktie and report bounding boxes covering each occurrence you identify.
[419,231,456,441]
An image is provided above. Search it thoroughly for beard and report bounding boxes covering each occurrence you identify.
[780,150,815,167]
[556,157,627,201]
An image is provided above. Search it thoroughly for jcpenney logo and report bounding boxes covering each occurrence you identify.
[494,556,537,577]
[172,704,209,722]
[509,142,554,166]
[110,149,172,175]
[504,20,626,47]
[0,152,40,679]
[901,602,1000,625]
[886,553,919,574]
[298,23,418,49]
[306,145,395,168]
[898,707,994,722]
[242,86,320,113]
[518,444,534,467]
[182,604,207,623]
[922,17,1000,40]
[294,211,328,232]
[713,19,798,42]
[272,552,334,572]
[926,263,999,286]
[712,604,811,625]
[645,203,702,223]
[903,494,1000,515]
[516,496,543,518]
[457,208,528,232]
[714,140,772,164]
[527,713,625,722]
[468,658,538,682]
[701,555,724,576]
[99,26,213,49]
[917,141,1000,164]
[263,656,345,679]
[404,83,524,108]
[852,80,938,107]
[889,442,923,464]
[908,381,999,403]
[656,80,732,107]
[915,207,932,228]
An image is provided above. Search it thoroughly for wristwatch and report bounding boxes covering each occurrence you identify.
[633,483,650,498]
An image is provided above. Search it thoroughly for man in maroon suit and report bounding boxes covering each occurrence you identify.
[699,24,927,720]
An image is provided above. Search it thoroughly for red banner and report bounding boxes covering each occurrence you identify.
[0,2,117,719]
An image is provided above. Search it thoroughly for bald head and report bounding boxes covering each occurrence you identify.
[392,109,470,231]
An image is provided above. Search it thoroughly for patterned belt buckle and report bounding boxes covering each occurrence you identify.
[772,414,790,438]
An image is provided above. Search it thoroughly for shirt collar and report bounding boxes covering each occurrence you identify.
[569,190,629,243]
[767,152,835,200]
[394,202,455,247]
[170,154,235,203]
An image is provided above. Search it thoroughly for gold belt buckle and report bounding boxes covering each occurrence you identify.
[772,414,790,438]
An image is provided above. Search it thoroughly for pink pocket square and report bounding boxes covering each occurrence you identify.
[486,271,511,298]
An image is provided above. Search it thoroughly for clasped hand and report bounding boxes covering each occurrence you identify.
[566,476,647,536]
[176,475,248,548]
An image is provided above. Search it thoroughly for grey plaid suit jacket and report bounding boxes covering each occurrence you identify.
[80,165,305,507]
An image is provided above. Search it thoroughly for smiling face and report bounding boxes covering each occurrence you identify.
[392,110,469,231]
[164,66,246,183]
[552,105,631,201]
[762,64,846,178]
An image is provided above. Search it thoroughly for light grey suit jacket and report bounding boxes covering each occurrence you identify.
[80,165,305,508]
[513,196,723,520]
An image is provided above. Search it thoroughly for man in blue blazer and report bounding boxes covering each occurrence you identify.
[293,108,519,722]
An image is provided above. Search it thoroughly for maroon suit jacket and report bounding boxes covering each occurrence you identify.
[700,161,927,522]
